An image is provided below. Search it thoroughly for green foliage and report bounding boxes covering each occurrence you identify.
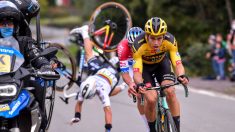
[38,0,49,17]
[184,42,213,76]
[40,16,82,28]
[40,0,235,76]
[74,0,102,20]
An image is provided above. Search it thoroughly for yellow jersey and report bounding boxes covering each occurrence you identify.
[132,32,182,73]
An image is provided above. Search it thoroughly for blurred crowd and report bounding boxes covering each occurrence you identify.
[205,20,235,81]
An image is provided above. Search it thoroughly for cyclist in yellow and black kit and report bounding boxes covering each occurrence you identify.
[130,17,189,132]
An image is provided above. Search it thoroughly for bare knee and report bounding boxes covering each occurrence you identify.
[164,87,177,100]
[144,91,157,109]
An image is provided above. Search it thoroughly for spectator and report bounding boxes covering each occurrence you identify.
[227,20,235,66]
[205,34,216,79]
[227,20,235,81]
[227,59,235,81]
[213,42,226,80]
[216,33,227,49]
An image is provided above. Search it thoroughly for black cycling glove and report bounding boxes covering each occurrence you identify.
[177,75,189,83]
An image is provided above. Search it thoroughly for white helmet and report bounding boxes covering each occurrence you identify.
[80,76,97,99]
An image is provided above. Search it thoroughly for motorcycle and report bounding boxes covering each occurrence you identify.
[0,37,60,132]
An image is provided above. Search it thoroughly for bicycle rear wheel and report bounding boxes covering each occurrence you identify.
[48,43,77,92]
[89,2,132,52]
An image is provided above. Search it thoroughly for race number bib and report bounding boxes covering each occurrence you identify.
[0,54,11,73]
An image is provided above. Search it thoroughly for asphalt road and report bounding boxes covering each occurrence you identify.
[48,85,235,132]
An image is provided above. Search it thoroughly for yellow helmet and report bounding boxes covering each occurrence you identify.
[145,17,167,36]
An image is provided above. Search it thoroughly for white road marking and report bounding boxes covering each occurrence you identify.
[176,86,235,101]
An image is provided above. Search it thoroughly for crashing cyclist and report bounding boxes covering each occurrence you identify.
[117,27,149,131]
[130,17,189,132]
[69,25,128,132]
[0,0,56,128]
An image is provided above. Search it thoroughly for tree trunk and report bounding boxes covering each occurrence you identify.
[225,0,234,25]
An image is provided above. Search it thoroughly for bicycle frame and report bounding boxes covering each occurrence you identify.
[138,81,188,132]
[58,46,104,102]
[160,95,169,109]
[59,46,86,103]
[77,46,86,86]
[92,24,115,49]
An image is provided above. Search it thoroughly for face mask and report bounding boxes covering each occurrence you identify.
[0,27,13,38]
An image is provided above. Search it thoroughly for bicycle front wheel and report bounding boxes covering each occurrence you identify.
[89,2,132,52]
[48,43,77,92]
[157,109,178,132]
[45,85,55,130]
[165,110,178,132]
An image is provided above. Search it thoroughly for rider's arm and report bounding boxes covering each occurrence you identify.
[117,40,135,86]
[75,101,83,114]
[122,73,135,85]
[17,36,50,68]
[166,37,184,76]
[132,38,146,84]
[72,94,84,122]
[169,49,185,76]
[70,101,83,124]
[133,50,144,84]
[175,63,186,77]
[167,39,188,84]
[119,60,135,85]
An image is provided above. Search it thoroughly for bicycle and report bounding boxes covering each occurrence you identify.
[36,43,73,130]
[89,2,132,52]
[34,16,77,129]
[58,46,120,104]
[56,2,133,103]
[46,42,77,92]
[136,81,189,132]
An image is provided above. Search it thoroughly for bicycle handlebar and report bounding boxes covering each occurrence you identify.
[146,82,189,98]
[132,81,189,104]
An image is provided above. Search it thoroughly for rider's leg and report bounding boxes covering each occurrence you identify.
[137,95,149,132]
[70,25,94,61]
[144,90,158,132]
[154,57,180,131]
[141,64,158,132]
[162,80,180,132]
[84,38,95,61]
